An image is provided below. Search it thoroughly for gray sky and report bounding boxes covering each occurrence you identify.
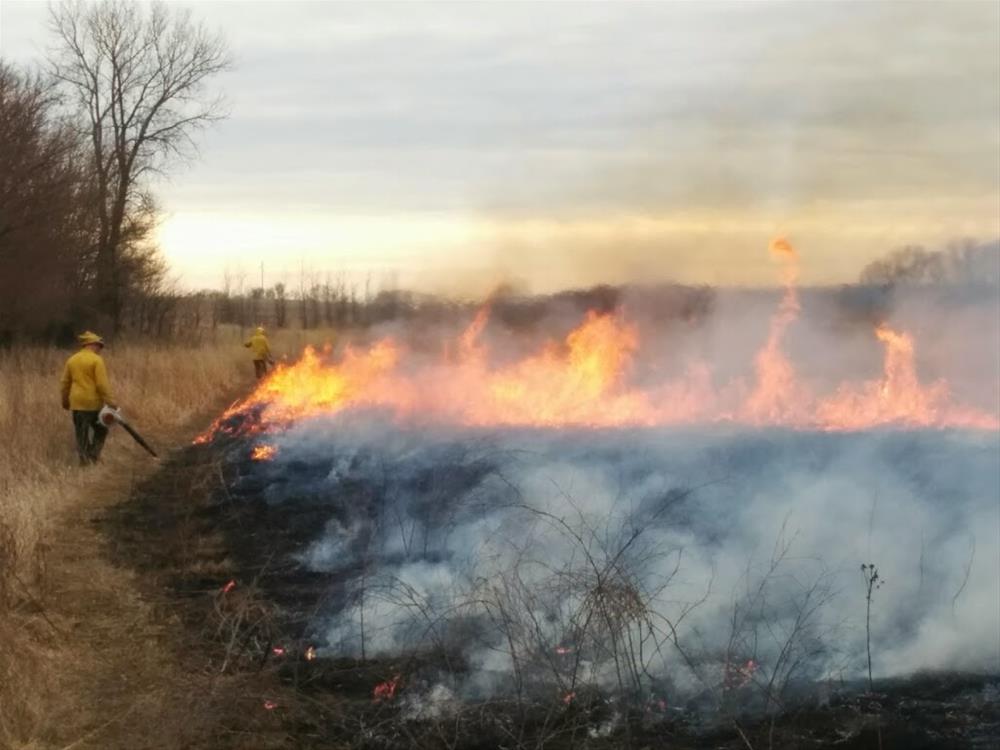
[1,0,997,294]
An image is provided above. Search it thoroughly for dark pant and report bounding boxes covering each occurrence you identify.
[253,359,268,379]
[72,410,108,465]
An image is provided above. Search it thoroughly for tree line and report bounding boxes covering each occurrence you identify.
[0,0,228,345]
[858,239,1000,287]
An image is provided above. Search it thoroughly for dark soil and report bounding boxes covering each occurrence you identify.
[104,438,1000,750]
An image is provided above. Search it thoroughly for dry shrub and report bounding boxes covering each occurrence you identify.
[582,578,649,634]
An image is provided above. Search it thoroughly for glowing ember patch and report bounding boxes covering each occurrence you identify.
[271,646,286,657]
[646,696,668,713]
[304,646,317,661]
[725,658,759,689]
[555,645,573,655]
[251,444,277,461]
[221,579,236,594]
[373,675,401,702]
[263,700,278,710]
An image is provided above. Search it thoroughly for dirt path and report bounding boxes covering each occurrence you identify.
[30,413,285,750]
[42,479,197,747]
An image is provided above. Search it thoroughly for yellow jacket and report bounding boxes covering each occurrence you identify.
[244,332,270,361]
[60,349,114,411]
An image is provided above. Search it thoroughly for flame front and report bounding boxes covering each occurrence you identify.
[469,310,650,427]
[816,323,997,430]
[195,241,997,443]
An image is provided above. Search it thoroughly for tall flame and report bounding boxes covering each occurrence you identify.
[741,238,810,424]
[816,323,997,430]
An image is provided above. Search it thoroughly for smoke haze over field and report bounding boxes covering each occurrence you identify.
[253,418,999,698]
[210,283,1000,707]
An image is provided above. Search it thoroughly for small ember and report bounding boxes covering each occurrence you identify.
[725,658,759,689]
[263,700,278,710]
[304,645,317,661]
[251,444,277,461]
[271,646,286,657]
[373,674,401,702]
[646,696,668,713]
[221,579,237,594]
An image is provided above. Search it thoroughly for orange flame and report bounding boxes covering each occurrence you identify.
[251,444,277,461]
[468,311,650,427]
[817,323,998,430]
[768,236,796,259]
[459,302,491,361]
[741,237,810,423]
[197,341,402,440]
[192,241,997,443]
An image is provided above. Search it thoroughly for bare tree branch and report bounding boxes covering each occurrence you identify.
[47,0,230,332]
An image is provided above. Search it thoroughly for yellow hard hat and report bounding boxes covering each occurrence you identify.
[78,331,105,346]
[255,326,265,334]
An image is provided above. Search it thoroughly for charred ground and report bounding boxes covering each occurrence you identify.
[103,429,1000,750]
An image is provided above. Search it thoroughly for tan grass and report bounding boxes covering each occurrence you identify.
[0,325,337,748]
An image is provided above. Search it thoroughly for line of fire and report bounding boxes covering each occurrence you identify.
[117,239,999,749]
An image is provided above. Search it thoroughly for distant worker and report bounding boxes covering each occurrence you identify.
[244,326,272,379]
[60,331,117,465]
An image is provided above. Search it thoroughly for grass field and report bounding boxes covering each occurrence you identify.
[0,325,335,748]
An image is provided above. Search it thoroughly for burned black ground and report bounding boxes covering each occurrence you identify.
[102,436,1000,749]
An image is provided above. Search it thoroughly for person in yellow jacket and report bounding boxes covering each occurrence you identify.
[244,326,272,379]
[60,331,117,465]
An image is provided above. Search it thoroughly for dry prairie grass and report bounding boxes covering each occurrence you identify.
[0,325,336,748]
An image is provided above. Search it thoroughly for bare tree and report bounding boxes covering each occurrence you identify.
[860,241,1000,287]
[48,0,230,332]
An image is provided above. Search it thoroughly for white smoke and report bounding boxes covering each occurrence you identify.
[220,283,999,714]
[253,415,999,705]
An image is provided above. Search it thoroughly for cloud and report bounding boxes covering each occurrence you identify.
[5,0,997,289]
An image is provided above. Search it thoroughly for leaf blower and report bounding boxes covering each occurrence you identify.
[98,405,158,458]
